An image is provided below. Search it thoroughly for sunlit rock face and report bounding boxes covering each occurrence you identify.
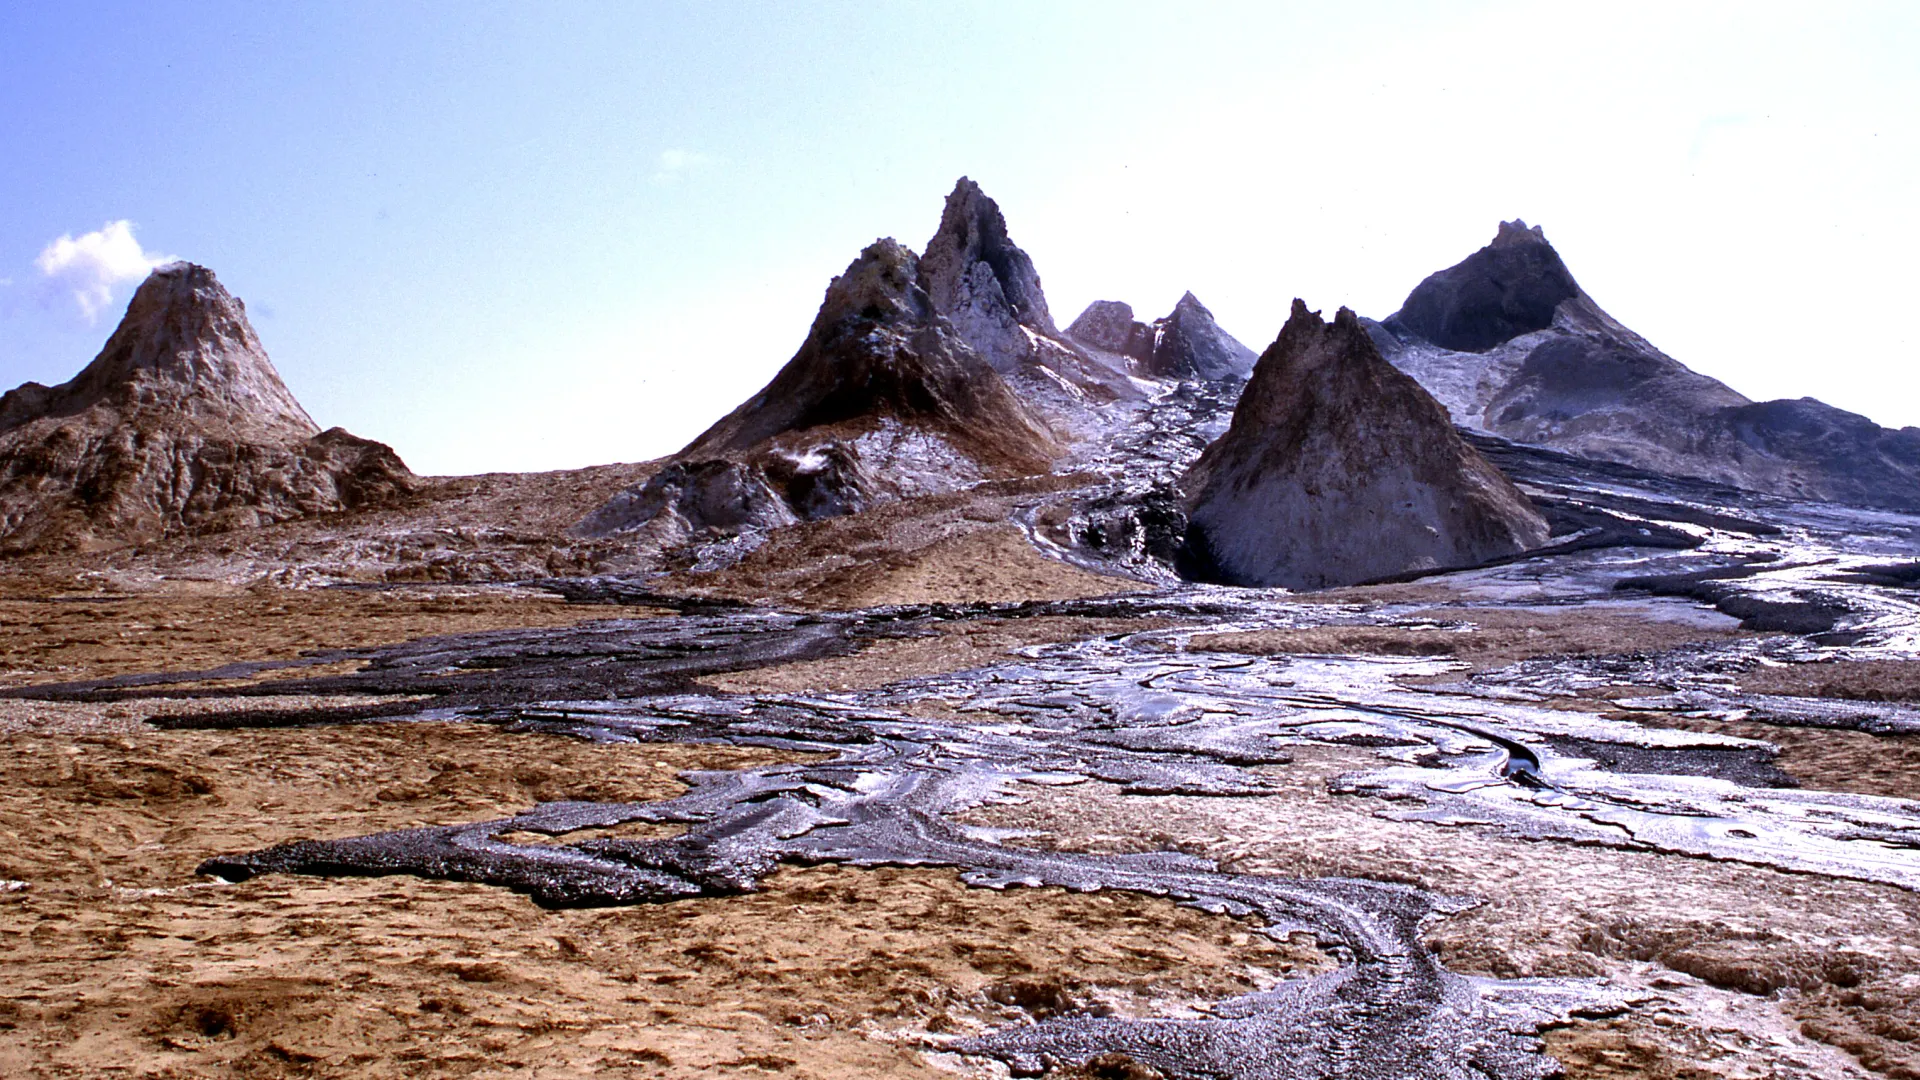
[1180,300,1549,589]
[0,263,413,554]
[1372,220,1920,510]
[920,177,1061,374]
[576,238,1056,543]
[919,178,1140,407]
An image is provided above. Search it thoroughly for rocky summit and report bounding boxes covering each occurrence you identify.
[0,263,412,554]
[919,178,1137,405]
[1065,300,1156,367]
[1372,221,1920,509]
[1180,300,1549,589]
[1067,293,1257,382]
[575,237,1057,544]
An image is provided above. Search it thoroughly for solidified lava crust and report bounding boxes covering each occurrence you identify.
[19,412,1920,1076]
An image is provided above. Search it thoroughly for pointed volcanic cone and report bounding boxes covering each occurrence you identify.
[0,263,413,554]
[678,237,1054,468]
[576,238,1058,540]
[1179,300,1548,589]
[917,177,1139,406]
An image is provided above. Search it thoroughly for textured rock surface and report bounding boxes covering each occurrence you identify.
[1392,220,1582,352]
[1181,301,1548,589]
[920,177,1060,372]
[0,263,413,554]
[1140,292,1257,381]
[919,178,1137,406]
[1065,300,1155,366]
[1067,293,1257,382]
[576,239,1055,542]
[1373,221,1920,510]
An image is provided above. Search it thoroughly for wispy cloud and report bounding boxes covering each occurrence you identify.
[35,220,175,321]
[652,148,712,185]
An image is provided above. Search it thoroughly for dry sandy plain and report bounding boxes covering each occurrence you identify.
[3,506,1919,1080]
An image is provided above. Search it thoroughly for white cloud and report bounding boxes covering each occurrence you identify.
[35,220,175,321]
[652,148,711,184]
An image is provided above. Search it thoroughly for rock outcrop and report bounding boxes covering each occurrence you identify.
[1139,292,1257,381]
[0,263,413,554]
[919,179,1137,404]
[1390,220,1582,352]
[1180,301,1549,589]
[1065,301,1156,367]
[576,238,1057,543]
[1067,293,1257,382]
[1372,221,1920,510]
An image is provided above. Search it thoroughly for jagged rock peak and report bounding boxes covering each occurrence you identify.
[920,177,1060,371]
[812,237,932,329]
[1389,219,1582,353]
[1066,300,1155,366]
[45,262,319,439]
[576,234,1059,541]
[1146,292,1257,381]
[1179,300,1548,589]
[1070,293,1257,382]
[675,236,1052,463]
[1492,218,1549,247]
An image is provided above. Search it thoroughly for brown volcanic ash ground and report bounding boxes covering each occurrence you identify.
[1,573,1916,1079]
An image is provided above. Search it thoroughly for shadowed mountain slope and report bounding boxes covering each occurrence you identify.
[1372,221,1920,510]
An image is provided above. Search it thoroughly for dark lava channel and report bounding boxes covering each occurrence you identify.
[18,409,1920,1075]
[16,588,1920,1077]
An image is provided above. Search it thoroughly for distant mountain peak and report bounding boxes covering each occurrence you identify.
[0,262,412,553]
[17,262,320,441]
[1066,293,1256,382]
[1389,220,1582,353]
[1373,220,1920,511]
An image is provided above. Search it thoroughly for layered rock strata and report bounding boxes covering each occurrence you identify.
[0,263,412,553]
[1372,221,1920,509]
[1181,300,1549,589]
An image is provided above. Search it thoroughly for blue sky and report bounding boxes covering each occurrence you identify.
[3,2,1917,475]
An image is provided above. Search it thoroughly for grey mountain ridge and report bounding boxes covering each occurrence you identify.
[1371,220,1920,510]
[1067,292,1258,381]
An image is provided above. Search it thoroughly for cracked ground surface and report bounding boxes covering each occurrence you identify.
[8,423,1920,1077]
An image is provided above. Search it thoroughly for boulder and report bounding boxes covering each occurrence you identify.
[1066,300,1155,366]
